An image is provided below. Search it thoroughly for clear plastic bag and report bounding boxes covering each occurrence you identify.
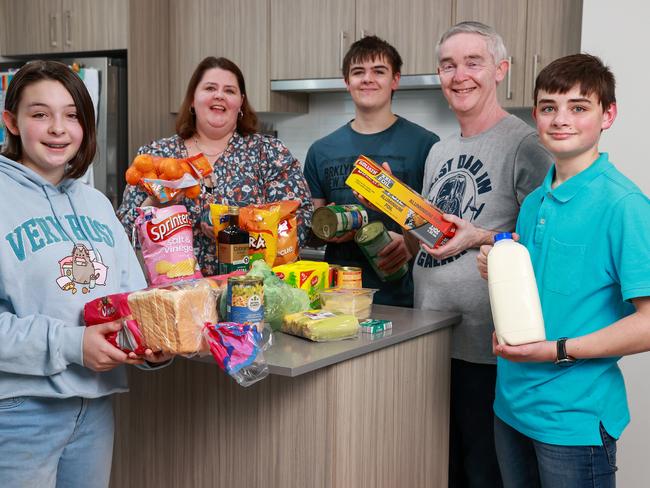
[220,260,310,331]
[203,322,269,387]
[281,310,359,342]
[126,278,219,355]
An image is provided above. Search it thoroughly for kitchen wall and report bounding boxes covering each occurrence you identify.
[261,89,533,166]
[581,2,650,487]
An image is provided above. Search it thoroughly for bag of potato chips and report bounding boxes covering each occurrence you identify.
[239,205,281,266]
[135,205,202,285]
[271,200,300,266]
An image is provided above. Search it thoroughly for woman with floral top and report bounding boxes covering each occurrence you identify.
[117,57,313,276]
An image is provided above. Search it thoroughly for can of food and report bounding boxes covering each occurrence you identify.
[226,276,264,329]
[337,266,362,289]
[328,264,341,288]
[312,204,369,240]
[355,221,408,282]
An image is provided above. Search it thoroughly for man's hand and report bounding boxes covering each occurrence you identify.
[352,162,392,212]
[420,214,489,260]
[83,322,144,372]
[376,232,411,274]
[492,332,556,362]
[324,230,357,243]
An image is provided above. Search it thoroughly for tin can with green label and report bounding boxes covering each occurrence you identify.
[312,204,368,240]
[355,221,408,282]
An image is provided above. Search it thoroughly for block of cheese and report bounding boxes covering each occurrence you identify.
[127,279,218,354]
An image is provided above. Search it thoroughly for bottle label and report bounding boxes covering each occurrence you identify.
[218,243,250,274]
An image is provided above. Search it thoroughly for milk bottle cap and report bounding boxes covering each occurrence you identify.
[494,232,513,242]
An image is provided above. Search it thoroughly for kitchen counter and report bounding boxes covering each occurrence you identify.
[110,305,458,488]
[228,304,458,377]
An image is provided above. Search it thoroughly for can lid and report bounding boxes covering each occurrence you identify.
[355,221,385,244]
[494,232,513,242]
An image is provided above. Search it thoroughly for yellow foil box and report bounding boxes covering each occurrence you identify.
[272,260,329,308]
[345,155,456,248]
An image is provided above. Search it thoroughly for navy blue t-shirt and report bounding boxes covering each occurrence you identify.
[304,116,439,307]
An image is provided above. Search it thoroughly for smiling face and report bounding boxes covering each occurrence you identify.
[345,55,400,113]
[191,67,243,137]
[533,86,616,166]
[2,79,83,184]
[437,32,506,117]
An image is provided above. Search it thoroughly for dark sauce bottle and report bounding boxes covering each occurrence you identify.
[217,206,250,274]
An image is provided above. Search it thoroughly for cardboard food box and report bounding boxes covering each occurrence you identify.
[272,260,329,308]
[345,155,456,248]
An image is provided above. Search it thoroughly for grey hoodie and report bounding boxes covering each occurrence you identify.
[0,155,147,399]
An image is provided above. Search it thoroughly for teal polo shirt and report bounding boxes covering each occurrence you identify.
[494,153,650,446]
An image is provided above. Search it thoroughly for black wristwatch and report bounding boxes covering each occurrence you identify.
[555,337,576,367]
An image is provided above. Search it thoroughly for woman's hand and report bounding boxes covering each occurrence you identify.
[83,322,144,372]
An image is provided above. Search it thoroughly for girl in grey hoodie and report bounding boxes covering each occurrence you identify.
[0,60,167,487]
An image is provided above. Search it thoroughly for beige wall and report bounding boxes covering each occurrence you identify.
[581,2,650,486]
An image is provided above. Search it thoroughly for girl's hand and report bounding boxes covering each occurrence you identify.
[200,221,216,240]
[128,349,174,364]
[83,322,144,372]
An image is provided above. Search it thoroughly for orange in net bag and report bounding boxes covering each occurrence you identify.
[125,154,212,202]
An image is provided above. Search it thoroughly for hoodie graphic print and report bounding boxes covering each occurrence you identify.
[0,155,147,399]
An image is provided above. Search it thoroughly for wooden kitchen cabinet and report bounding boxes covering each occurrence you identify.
[270,0,453,79]
[355,0,453,75]
[0,0,127,56]
[270,0,355,79]
[169,0,306,113]
[455,0,582,107]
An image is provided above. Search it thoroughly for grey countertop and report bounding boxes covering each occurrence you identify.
[196,305,459,377]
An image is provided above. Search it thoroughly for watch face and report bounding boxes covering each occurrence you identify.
[555,358,576,368]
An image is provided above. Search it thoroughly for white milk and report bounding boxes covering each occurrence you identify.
[488,233,545,345]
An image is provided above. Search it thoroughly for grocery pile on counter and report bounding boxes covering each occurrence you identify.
[83,154,454,387]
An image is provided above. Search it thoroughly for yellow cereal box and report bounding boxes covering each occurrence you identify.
[272,261,329,308]
[345,155,456,248]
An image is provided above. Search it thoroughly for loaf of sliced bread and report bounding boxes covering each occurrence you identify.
[128,279,217,354]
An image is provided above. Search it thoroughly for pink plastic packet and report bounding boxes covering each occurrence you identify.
[203,322,268,387]
[83,292,147,355]
[135,205,202,285]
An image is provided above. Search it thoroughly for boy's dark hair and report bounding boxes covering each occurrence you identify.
[534,54,616,110]
[1,60,97,180]
[176,56,258,139]
[342,35,403,82]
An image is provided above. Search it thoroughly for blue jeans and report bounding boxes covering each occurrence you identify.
[0,396,114,488]
[494,415,617,488]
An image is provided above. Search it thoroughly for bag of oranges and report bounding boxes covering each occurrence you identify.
[125,153,213,202]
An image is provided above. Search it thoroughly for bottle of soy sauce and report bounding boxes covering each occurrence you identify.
[217,206,250,274]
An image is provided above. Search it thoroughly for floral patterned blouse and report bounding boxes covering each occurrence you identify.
[117,132,313,276]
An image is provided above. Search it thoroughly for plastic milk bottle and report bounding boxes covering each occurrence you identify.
[487,232,545,345]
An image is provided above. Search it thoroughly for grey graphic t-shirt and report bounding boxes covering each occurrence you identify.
[413,114,553,364]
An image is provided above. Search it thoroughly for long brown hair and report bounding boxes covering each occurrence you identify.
[1,60,97,179]
[176,56,258,138]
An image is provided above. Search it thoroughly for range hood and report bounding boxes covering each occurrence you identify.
[270,74,440,93]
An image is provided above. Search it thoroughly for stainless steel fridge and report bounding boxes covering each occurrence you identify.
[0,56,128,208]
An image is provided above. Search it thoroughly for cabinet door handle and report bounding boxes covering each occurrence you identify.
[532,53,540,93]
[506,56,513,100]
[49,13,58,48]
[65,10,72,47]
[339,31,349,70]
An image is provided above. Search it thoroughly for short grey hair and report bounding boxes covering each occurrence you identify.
[435,21,508,65]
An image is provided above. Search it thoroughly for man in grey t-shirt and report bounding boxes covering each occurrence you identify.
[408,22,553,488]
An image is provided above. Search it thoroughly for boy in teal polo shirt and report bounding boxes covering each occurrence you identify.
[477,54,650,487]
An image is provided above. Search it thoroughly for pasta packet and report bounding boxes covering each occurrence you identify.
[135,205,202,286]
